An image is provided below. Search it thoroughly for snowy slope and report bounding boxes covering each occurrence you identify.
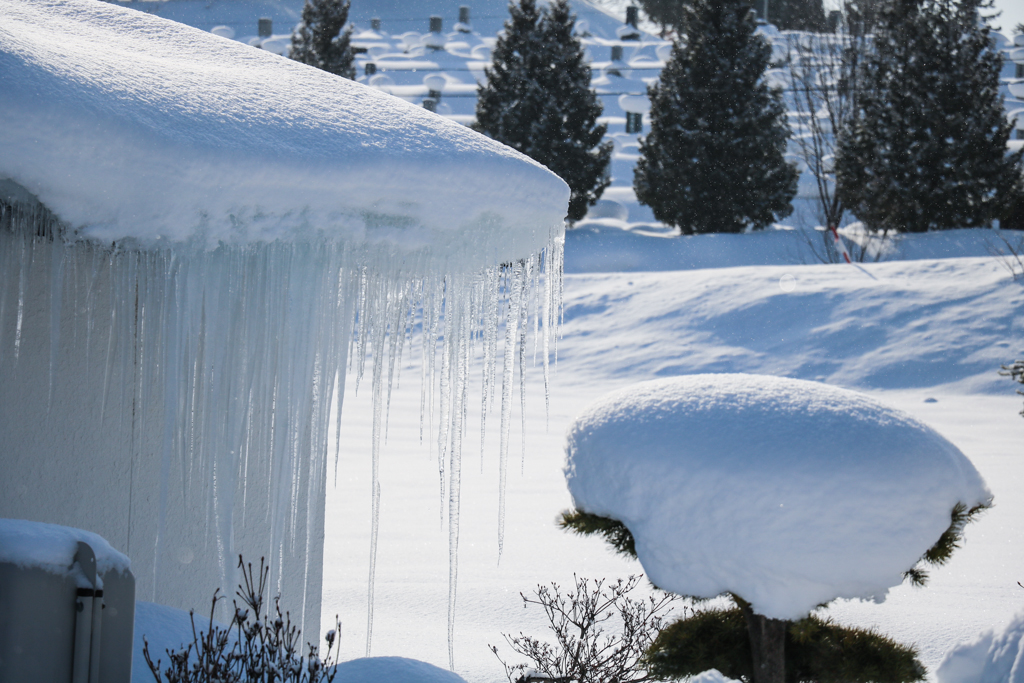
[321,239,1024,682]
[559,257,1023,393]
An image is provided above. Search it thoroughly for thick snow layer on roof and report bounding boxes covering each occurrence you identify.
[0,518,130,576]
[937,610,1024,683]
[564,374,992,620]
[0,0,568,265]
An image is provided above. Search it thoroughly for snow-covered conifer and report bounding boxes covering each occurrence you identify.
[290,0,355,79]
[476,0,612,223]
[835,0,1024,233]
[634,0,798,234]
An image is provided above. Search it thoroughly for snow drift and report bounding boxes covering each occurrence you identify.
[938,612,1024,683]
[564,374,992,620]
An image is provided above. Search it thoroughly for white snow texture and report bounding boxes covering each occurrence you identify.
[333,657,469,683]
[938,611,1024,683]
[564,374,992,620]
[0,517,130,576]
[0,0,568,263]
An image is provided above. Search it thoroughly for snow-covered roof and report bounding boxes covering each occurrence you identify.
[0,0,568,267]
[564,374,992,620]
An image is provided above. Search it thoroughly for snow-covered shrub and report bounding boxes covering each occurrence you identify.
[489,574,676,683]
[143,556,341,683]
[561,374,992,683]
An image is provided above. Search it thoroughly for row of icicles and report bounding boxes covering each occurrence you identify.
[0,205,564,670]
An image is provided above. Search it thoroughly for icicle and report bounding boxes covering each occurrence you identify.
[1,210,565,662]
[47,239,65,411]
[496,261,523,561]
[446,286,470,672]
[13,235,28,361]
[519,261,530,474]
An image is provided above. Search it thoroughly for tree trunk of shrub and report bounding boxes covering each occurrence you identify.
[740,601,787,683]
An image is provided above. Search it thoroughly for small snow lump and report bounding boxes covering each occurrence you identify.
[564,374,991,620]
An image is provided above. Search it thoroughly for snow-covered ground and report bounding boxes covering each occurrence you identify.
[318,234,1024,683]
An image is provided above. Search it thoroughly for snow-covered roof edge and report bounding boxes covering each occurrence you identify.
[0,0,569,271]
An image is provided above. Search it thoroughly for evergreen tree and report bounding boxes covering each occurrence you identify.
[476,0,612,223]
[834,0,1024,233]
[638,0,828,33]
[638,0,689,31]
[770,0,829,31]
[844,0,887,35]
[290,0,355,79]
[634,0,798,234]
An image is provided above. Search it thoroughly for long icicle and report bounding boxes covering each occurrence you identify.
[497,261,523,561]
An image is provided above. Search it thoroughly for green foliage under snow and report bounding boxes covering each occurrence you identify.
[646,601,926,683]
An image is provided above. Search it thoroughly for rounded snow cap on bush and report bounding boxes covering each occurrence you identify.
[333,656,468,683]
[564,374,991,621]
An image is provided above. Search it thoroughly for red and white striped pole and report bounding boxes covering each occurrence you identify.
[829,224,851,264]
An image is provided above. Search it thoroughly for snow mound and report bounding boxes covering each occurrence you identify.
[333,656,468,683]
[564,374,992,620]
[0,0,568,265]
[937,611,1024,683]
[0,518,130,576]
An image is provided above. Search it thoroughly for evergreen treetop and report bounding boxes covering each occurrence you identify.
[634,0,797,234]
[638,0,828,32]
[476,0,612,223]
[835,0,1024,233]
[290,0,356,79]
